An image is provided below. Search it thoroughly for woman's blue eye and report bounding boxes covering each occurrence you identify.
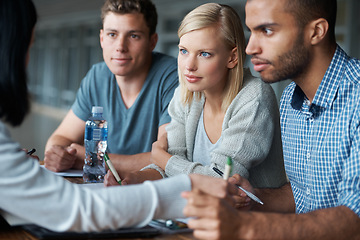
[180,49,188,54]
[200,52,211,57]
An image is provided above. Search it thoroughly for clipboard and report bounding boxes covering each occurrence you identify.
[21,224,160,239]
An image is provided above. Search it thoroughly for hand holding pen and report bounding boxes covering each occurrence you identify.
[104,153,122,185]
[214,157,264,205]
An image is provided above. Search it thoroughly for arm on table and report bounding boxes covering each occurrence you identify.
[104,168,163,186]
[44,110,85,172]
[184,175,360,240]
[229,174,295,213]
[184,195,359,240]
[150,133,172,170]
[108,152,151,177]
[104,124,169,186]
[110,123,169,177]
[252,182,294,213]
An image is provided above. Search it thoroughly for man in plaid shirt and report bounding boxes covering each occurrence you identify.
[181,0,360,239]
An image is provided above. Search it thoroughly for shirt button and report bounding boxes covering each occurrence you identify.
[306,188,311,195]
[307,153,311,159]
[309,117,314,123]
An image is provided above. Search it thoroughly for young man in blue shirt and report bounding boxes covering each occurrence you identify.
[44,0,178,177]
[182,0,360,239]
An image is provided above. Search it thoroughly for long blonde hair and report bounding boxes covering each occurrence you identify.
[178,3,246,110]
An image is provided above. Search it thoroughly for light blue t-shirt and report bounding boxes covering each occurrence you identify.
[72,52,178,155]
[193,110,221,166]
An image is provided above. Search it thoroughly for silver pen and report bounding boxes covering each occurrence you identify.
[213,166,264,205]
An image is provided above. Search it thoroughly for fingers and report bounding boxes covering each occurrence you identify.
[189,174,227,198]
[183,189,239,240]
[121,180,128,185]
[229,174,255,195]
[189,174,239,200]
[66,146,77,155]
[183,189,222,219]
[232,195,251,210]
[229,174,252,191]
[69,143,85,158]
[188,218,221,240]
[228,173,242,183]
[104,170,120,187]
[44,145,77,172]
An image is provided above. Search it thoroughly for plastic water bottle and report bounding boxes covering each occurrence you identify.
[83,106,108,183]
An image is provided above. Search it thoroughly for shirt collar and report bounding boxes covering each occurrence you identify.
[291,45,348,110]
[290,85,305,110]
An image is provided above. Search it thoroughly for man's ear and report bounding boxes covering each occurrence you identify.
[227,47,238,69]
[99,29,104,49]
[308,18,329,45]
[149,33,158,51]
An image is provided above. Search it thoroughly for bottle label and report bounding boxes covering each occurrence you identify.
[92,128,101,141]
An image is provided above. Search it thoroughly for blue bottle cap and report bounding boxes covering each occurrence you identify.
[92,106,103,114]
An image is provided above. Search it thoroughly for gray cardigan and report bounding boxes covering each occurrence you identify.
[145,69,287,188]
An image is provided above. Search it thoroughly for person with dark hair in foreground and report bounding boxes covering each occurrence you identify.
[0,0,237,232]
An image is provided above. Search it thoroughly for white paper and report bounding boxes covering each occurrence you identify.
[40,165,83,177]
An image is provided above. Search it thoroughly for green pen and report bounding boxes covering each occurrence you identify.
[214,157,264,205]
[223,156,232,180]
[104,153,122,185]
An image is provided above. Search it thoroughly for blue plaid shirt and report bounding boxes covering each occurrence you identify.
[280,46,360,217]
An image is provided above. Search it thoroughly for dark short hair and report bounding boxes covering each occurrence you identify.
[101,0,158,36]
[0,0,37,126]
[284,0,337,42]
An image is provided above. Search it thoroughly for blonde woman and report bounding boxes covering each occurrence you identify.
[106,3,287,195]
